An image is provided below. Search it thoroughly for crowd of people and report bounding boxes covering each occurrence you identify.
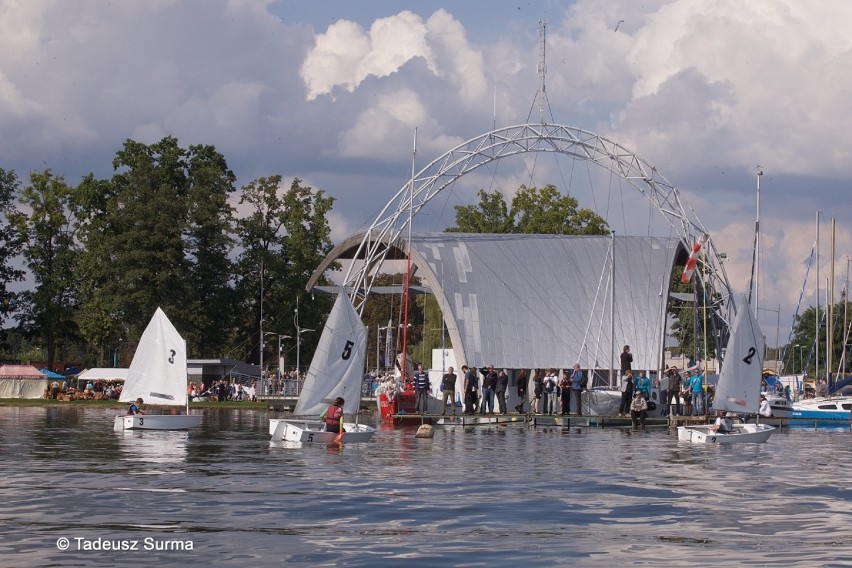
[188,380,256,402]
[45,379,123,401]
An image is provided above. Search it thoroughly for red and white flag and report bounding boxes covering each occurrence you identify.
[681,234,708,284]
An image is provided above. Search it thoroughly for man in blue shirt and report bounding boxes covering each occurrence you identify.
[570,364,585,415]
[690,369,705,415]
[412,363,431,414]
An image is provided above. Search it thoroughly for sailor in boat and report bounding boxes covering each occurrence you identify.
[759,394,773,418]
[126,397,145,416]
[710,410,733,434]
[320,397,345,434]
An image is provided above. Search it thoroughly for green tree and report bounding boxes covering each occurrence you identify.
[183,144,237,355]
[75,137,204,363]
[9,170,80,369]
[233,176,336,370]
[446,184,608,235]
[0,168,25,326]
[446,189,513,233]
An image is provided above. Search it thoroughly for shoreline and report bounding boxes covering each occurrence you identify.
[0,398,269,410]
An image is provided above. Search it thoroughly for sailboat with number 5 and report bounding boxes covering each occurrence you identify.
[269,291,376,443]
[678,296,775,444]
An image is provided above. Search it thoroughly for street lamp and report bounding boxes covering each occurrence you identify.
[294,296,314,376]
[277,334,292,372]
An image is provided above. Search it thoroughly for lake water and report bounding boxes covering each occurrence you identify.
[2,406,852,567]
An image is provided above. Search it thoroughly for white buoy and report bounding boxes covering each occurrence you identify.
[415,424,434,438]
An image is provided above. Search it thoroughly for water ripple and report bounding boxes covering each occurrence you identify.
[2,407,852,566]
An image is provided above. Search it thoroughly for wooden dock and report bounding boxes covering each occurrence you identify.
[386,412,716,429]
[386,411,850,431]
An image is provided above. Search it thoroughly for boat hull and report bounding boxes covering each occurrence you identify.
[677,423,774,444]
[269,419,376,443]
[789,396,852,420]
[113,414,202,431]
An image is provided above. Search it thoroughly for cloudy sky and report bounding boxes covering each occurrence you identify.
[3,0,852,348]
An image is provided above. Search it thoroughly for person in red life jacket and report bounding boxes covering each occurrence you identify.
[320,397,345,433]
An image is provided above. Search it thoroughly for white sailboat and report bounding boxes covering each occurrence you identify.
[678,296,775,443]
[269,292,376,443]
[113,308,203,431]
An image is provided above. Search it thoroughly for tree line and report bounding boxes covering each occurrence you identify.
[0,137,335,370]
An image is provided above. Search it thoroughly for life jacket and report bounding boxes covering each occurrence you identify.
[324,404,343,426]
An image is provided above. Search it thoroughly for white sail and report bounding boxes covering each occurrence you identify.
[119,307,188,407]
[714,296,764,414]
[293,292,367,416]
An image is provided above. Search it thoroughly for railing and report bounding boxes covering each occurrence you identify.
[259,377,377,399]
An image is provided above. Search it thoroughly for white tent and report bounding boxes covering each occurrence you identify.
[77,368,129,383]
[0,365,47,398]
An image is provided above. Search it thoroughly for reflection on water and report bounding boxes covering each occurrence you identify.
[2,406,852,567]
[116,430,188,466]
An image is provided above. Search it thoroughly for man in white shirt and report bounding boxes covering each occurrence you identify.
[759,394,772,418]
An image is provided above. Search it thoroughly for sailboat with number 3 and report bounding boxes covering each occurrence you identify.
[678,296,775,444]
[113,308,203,431]
[269,291,376,443]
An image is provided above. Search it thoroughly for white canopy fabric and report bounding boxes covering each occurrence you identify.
[77,368,129,383]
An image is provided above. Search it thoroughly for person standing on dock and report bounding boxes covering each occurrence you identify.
[412,363,431,414]
[463,365,479,415]
[542,369,557,415]
[680,372,693,416]
[480,365,497,414]
[665,366,682,416]
[559,369,572,415]
[515,369,528,413]
[618,371,633,416]
[620,345,633,376]
[441,366,457,415]
[570,364,585,415]
[496,369,509,414]
[689,368,705,415]
[532,369,543,414]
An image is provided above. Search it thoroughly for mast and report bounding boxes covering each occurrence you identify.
[828,218,836,386]
[400,128,417,381]
[815,211,820,382]
[609,231,615,388]
[755,167,762,318]
[259,258,264,382]
[537,20,547,125]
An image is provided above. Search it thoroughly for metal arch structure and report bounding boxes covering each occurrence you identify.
[340,122,734,320]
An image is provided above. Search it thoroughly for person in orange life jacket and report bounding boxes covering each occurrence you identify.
[320,397,345,434]
[127,397,145,415]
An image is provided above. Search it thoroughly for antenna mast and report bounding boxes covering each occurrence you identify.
[537,19,547,125]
